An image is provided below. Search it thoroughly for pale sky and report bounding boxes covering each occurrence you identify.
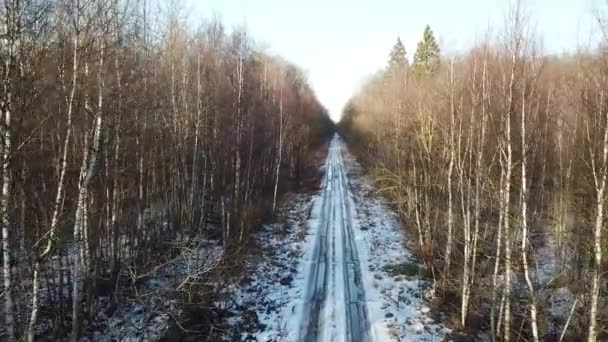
[185,0,601,121]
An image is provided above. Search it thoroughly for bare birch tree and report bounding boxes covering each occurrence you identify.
[0,0,19,339]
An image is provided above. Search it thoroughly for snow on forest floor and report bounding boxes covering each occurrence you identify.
[0,214,224,341]
[224,191,321,341]
[227,137,450,341]
[83,239,223,342]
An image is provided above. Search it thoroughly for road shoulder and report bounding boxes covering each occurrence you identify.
[342,143,451,341]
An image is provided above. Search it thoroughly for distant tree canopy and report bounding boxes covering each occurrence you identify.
[412,25,440,77]
[387,37,408,74]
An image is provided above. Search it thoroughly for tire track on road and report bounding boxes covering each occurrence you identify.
[300,135,370,342]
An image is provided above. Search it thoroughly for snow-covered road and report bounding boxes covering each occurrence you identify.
[232,134,449,341]
[299,136,369,342]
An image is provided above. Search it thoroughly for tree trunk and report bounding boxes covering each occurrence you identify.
[520,66,540,342]
[71,41,104,342]
[588,87,607,342]
[273,86,284,213]
[1,1,18,339]
[444,58,455,283]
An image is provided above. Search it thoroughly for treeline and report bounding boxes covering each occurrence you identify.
[0,0,332,340]
[341,4,607,341]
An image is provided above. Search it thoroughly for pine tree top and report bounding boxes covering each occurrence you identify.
[387,37,408,72]
[412,25,440,77]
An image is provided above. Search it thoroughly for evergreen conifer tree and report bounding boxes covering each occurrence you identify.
[412,25,440,77]
[387,37,408,74]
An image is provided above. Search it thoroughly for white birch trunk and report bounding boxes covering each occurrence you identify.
[1,1,18,339]
[273,86,283,213]
[520,64,540,342]
[71,40,104,342]
[588,87,607,342]
[444,58,455,281]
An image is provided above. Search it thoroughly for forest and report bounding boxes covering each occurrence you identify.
[5,0,608,341]
[0,0,333,340]
[340,3,608,341]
